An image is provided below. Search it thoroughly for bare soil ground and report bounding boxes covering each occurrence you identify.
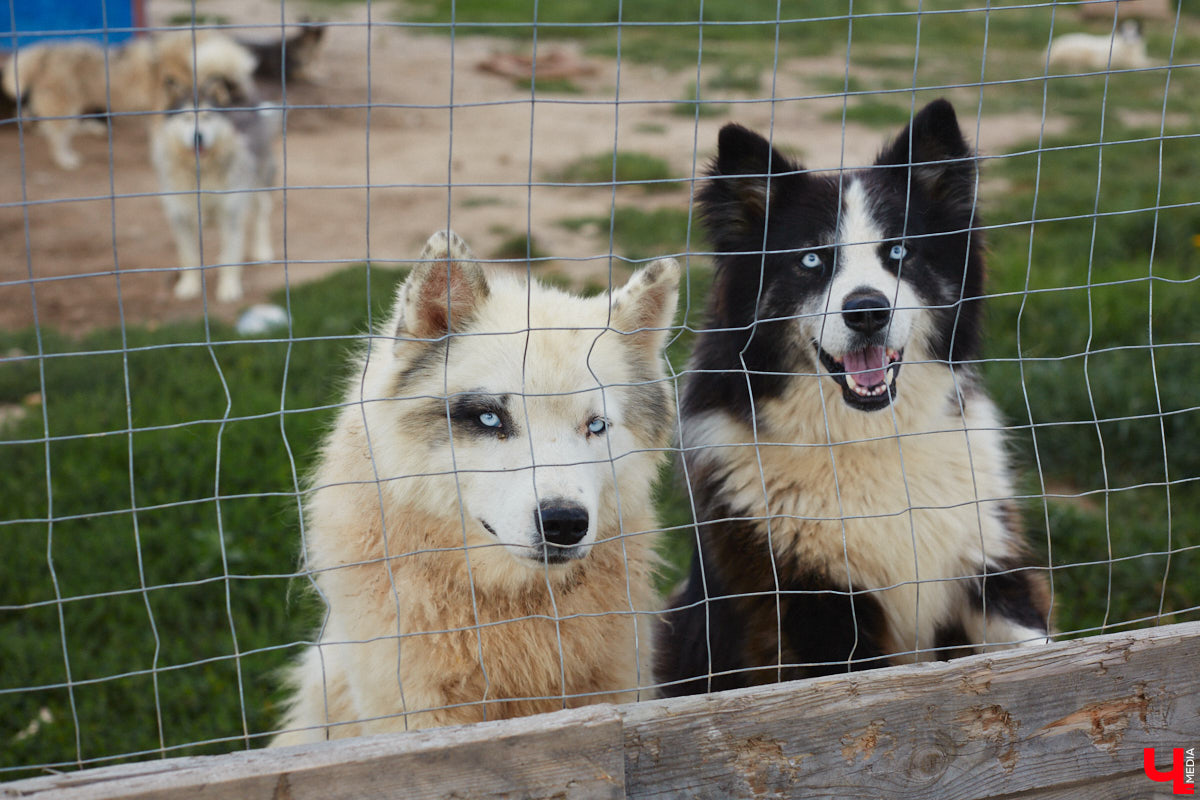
[0,0,1065,332]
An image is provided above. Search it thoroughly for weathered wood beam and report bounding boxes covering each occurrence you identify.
[2,705,625,800]
[623,621,1198,799]
[4,621,1196,800]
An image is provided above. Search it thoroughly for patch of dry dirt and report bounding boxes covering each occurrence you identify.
[0,0,1067,332]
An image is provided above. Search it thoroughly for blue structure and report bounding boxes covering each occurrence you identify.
[2,0,147,50]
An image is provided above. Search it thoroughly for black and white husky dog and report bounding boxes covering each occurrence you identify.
[658,99,1051,697]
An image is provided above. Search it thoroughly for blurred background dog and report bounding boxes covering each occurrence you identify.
[151,35,281,303]
[1046,19,1150,72]
[2,25,321,171]
[2,35,171,169]
[239,19,327,85]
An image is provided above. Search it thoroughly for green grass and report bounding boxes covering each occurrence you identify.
[400,1,1090,78]
[457,195,504,209]
[515,76,583,94]
[403,0,914,71]
[808,75,900,97]
[670,85,730,118]
[550,151,684,194]
[490,232,550,262]
[978,115,1200,637]
[0,265,408,776]
[164,13,230,27]
[559,205,699,262]
[706,63,762,93]
[823,97,918,129]
[536,272,610,298]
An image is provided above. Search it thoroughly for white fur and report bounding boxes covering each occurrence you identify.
[151,38,275,304]
[1046,20,1150,72]
[804,180,923,363]
[272,231,680,744]
[684,380,1040,660]
[193,36,257,84]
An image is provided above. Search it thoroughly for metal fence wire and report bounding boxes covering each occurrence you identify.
[1,0,1197,779]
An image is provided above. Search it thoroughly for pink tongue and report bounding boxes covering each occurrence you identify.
[843,346,887,387]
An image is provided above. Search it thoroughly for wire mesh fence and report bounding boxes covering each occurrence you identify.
[1,0,1197,783]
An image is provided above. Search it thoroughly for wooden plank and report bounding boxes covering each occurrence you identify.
[4,622,1196,800]
[986,770,1175,800]
[621,621,1200,800]
[2,705,625,800]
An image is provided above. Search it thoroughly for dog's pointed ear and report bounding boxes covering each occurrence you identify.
[698,123,801,250]
[609,258,680,355]
[395,230,489,343]
[875,98,975,203]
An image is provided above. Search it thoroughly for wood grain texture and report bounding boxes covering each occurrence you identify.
[985,770,1176,800]
[621,620,1199,799]
[4,623,1196,800]
[3,705,625,800]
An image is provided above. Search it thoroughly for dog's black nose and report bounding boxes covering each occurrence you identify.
[535,501,589,547]
[842,291,892,335]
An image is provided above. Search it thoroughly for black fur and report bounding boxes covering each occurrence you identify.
[240,22,326,85]
[969,560,1052,634]
[932,620,976,661]
[657,493,890,697]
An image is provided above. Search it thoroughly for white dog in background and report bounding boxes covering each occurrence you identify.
[1046,19,1150,72]
[151,36,280,303]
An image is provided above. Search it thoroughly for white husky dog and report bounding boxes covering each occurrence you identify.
[272,230,680,745]
[151,36,279,303]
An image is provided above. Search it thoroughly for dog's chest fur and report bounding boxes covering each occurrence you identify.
[155,132,240,194]
[686,369,1020,656]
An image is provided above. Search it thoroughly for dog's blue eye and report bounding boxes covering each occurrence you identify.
[587,417,609,435]
[801,252,822,269]
[889,244,907,261]
[479,411,502,428]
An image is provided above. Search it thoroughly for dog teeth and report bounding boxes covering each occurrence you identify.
[886,365,896,386]
[845,372,888,397]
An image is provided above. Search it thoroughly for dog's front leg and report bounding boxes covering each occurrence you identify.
[42,119,83,171]
[251,191,274,266]
[214,196,249,303]
[168,201,205,300]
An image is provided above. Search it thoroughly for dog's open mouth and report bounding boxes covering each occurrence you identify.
[815,343,903,411]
